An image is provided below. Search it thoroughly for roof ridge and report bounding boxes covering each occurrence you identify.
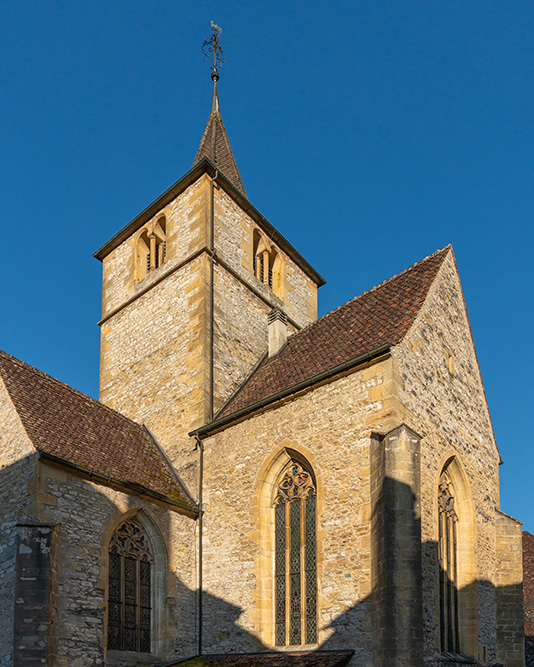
[0,348,146,434]
[289,245,452,342]
[322,245,450,321]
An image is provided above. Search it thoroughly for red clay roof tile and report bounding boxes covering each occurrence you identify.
[170,650,354,667]
[0,350,196,511]
[218,246,451,420]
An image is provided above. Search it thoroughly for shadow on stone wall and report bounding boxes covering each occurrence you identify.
[1,463,526,667]
[180,476,524,667]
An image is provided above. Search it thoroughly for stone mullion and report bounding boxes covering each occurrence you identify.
[262,250,270,285]
[284,501,290,645]
[136,559,140,652]
[149,235,156,270]
[300,498,305,644]
[452,516,459,653]
[288,499,302,645]
[445,510,452,651]
[120,555,125,650]
[438,508,446,652]
[274,501,286,646]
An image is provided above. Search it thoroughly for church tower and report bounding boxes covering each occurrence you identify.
[94,39,324,484]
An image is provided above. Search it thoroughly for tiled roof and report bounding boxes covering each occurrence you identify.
[0,350,196,512]
[169,650,354,667]
[218,246,451,420]
[193,81,246,197]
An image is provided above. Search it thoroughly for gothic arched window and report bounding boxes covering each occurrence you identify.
[274,462,317,646]
[253,231,278,291]
[135,217,167,283]
[438,468,459,654]
[108,518,152,653]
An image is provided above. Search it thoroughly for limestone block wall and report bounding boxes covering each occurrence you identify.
[37,461,198,667]
[495,510,524,667]
[13,523,59,666]
[393,251,514,665]
[200,358,398,666]
[99,256,206,490]
[0,380,39,667]
[213,187,318,329]
[211,263,299,414]
[100,178,208,320]
[98,173,319,486]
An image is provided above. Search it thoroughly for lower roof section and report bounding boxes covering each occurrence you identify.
[165,651,354,667]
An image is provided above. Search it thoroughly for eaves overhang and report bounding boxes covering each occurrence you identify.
[93,158,326,288]
[189,343,391,439]
[38,451,200,518]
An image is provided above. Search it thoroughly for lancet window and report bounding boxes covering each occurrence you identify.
[438,469,460,654]
[135,217,167,282]
[274,462,317,646]
[108,518,152,653]
[253,231,279,292]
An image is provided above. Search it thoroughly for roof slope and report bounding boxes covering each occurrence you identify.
[193,80,246,197]
[0,350,195,511]
[219,246,451,420]
[171,650,353,667]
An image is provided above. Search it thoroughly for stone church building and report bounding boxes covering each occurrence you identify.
[0,69,525,667]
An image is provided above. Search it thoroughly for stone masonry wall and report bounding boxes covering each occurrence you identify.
[211,262,298,414]
[37,461,198,667]
[98,174,319,490]
[99,257,206,491]
[212,187,318,328]
[393,250,521,665]
[0,379,39,667]
[495,510,524,667]
[99,177,211,490]
[100,178,207,320]
[13,522,58,666]
[200,357,401,667]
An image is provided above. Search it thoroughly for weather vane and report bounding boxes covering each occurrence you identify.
[201,21,224,80]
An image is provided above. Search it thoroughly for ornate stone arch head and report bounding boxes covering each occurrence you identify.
[254,446,319,648]
[104,508,169,656]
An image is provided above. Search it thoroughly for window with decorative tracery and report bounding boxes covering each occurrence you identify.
[108,518,152,653]
[438,469,459,654]
[274,462,317,646]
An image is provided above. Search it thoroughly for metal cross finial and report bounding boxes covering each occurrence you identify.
[201,21,224,81]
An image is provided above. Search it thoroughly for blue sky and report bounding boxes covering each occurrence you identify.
[1,2,533,530]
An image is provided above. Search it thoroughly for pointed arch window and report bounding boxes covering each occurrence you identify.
[438,469,460,654]
[274,462,317,646]
[135,217,167,283]
[107,518,152,653]
[253,231,280,292]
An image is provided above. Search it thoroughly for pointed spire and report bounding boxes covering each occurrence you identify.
[211,75,220,114]
[194,24,246,197]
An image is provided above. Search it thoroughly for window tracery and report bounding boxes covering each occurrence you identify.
[274,462,317,646]
[438,469,459,654]
[108,518,152,653]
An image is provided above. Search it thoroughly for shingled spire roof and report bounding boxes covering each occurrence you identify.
[193,75,247,197]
